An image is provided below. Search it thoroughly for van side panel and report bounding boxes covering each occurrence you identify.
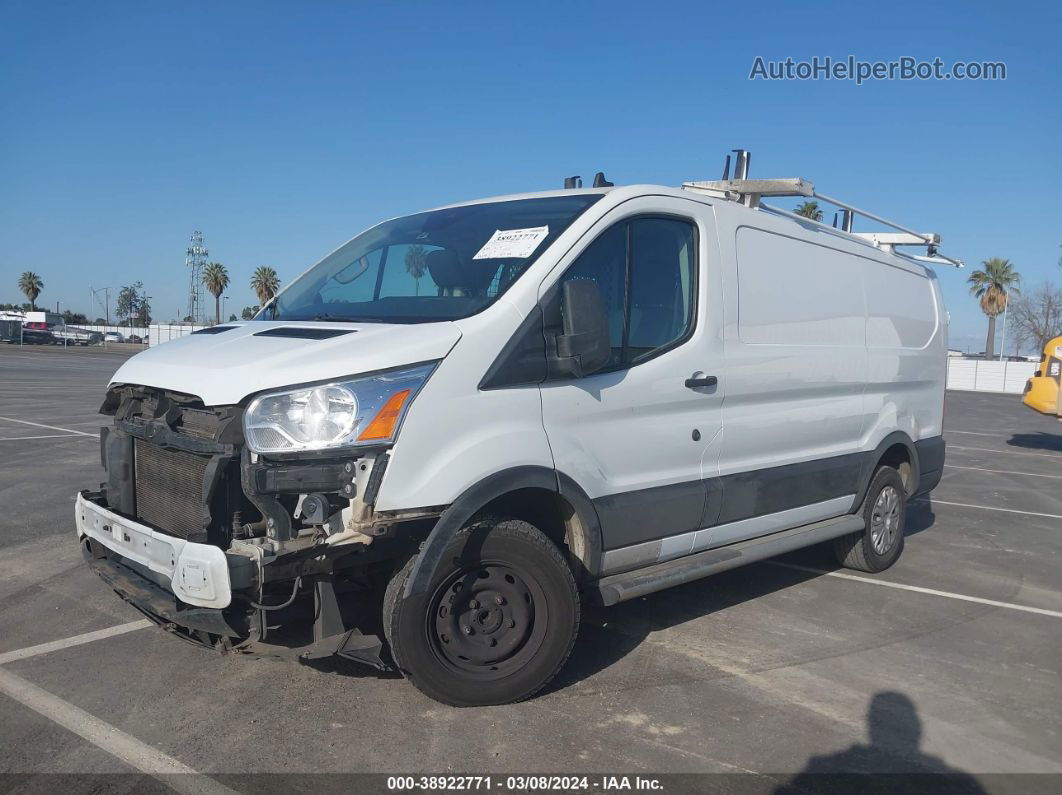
[860,261,946,450]
[721,222,867,476]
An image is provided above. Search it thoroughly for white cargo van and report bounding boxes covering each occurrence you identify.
[76,155,952,706]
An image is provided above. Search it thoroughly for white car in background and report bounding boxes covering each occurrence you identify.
[103,332,124,343]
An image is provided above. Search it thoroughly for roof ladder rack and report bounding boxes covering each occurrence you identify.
[682,153,963,268]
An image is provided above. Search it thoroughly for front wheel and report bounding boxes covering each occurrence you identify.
[383,517,580,707]
[834,466,907,573]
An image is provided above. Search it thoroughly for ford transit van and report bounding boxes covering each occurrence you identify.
[77,161,950,706]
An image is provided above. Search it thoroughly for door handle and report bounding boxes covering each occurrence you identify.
[685,375,718,389]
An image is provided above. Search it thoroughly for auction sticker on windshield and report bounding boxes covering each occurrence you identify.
[473,225,549,259]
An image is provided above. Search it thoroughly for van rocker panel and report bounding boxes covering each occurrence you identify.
[596,513,865,606]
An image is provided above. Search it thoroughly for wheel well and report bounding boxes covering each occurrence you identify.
[474,488,594,581]
[878,443,914,494]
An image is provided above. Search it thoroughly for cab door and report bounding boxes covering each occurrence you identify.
[538,197,723,571]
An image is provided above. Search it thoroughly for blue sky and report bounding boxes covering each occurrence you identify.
[1,0,1059,351]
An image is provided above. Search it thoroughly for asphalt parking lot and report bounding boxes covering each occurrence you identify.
[1,343,1060,791]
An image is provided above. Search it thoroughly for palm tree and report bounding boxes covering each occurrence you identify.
[18,272,43,310]
[251,266,280,306]
[794,201,823,221]
[202,262,230,325]
[405,245,428,296]
[968,257,1021,359]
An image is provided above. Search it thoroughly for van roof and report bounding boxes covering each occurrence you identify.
[434,184,943,276]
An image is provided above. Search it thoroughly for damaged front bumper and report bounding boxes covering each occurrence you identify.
[76,490,253,609]
[76,490,392,668]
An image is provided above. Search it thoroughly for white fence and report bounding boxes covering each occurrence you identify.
[946,358,1037,394]
[67,323,209,345]
[75,323,150,339]
[147,324,210,346]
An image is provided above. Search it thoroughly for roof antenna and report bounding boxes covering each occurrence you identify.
[563,176,582,189]
[592,171,613,188]
[721,154,731,180]
[732,149,750,180]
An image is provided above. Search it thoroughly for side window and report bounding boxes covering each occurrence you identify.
[560,216,696,370]
[628,218,696,362]
[559,224,627,367]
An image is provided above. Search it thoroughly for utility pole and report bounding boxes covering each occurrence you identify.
[91,286,111,327]
[186,231,208,325]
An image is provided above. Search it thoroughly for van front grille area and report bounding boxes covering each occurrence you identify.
[134,438,210,539]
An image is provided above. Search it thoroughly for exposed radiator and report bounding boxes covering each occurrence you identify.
[134,438,210,539]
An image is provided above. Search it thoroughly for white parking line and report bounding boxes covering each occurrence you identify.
[767,561,1062,619]
[0,433,93,442]
[0,667,235,794]
[946,429,1014,437]
[0,416,95,437]
[944,464,1062,480]
[0,620,151,665]
[950,444,1062,460]
[916,497,1062,521]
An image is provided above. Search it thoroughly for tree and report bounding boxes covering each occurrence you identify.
[1009,281,1062,354]
[967,257,1021,359]
[405,245,428,296]
[228,313,238,322]
[202,262,230,325]
[18,272,43,310]
[62,310,88,325]
[251,266,280,306]
[241,305,260,320]
[794,201,824,221]
[136,297,152,326]
[116,282,150,326]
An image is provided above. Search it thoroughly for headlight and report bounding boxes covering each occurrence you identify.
[243,362,435,454]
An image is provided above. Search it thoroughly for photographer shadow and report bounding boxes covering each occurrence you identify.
[773,691,985,793]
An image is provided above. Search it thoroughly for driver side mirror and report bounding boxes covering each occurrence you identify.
[555,280,610,378]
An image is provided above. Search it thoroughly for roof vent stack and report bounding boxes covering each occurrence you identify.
[732,149,751,180]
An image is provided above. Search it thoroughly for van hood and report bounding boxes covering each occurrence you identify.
[110,321,462,406]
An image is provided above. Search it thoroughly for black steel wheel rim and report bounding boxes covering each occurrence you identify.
[426,560,548,679]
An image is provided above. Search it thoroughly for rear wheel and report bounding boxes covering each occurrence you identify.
[834,466,906,572]
[383,517,579,706]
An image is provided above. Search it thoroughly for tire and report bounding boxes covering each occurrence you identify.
[833,466,906,573]
[383,516,580,707]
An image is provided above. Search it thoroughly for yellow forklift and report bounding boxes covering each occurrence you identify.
[1023,335,1062,419]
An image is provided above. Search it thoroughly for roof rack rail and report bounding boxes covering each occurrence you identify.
[682,154,963,268]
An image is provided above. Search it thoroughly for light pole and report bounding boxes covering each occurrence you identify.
[56,301,67,348]
[222,295,229,323]
[998,298,1009,361]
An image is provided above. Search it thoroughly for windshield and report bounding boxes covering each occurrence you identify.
[269,194,602,323]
